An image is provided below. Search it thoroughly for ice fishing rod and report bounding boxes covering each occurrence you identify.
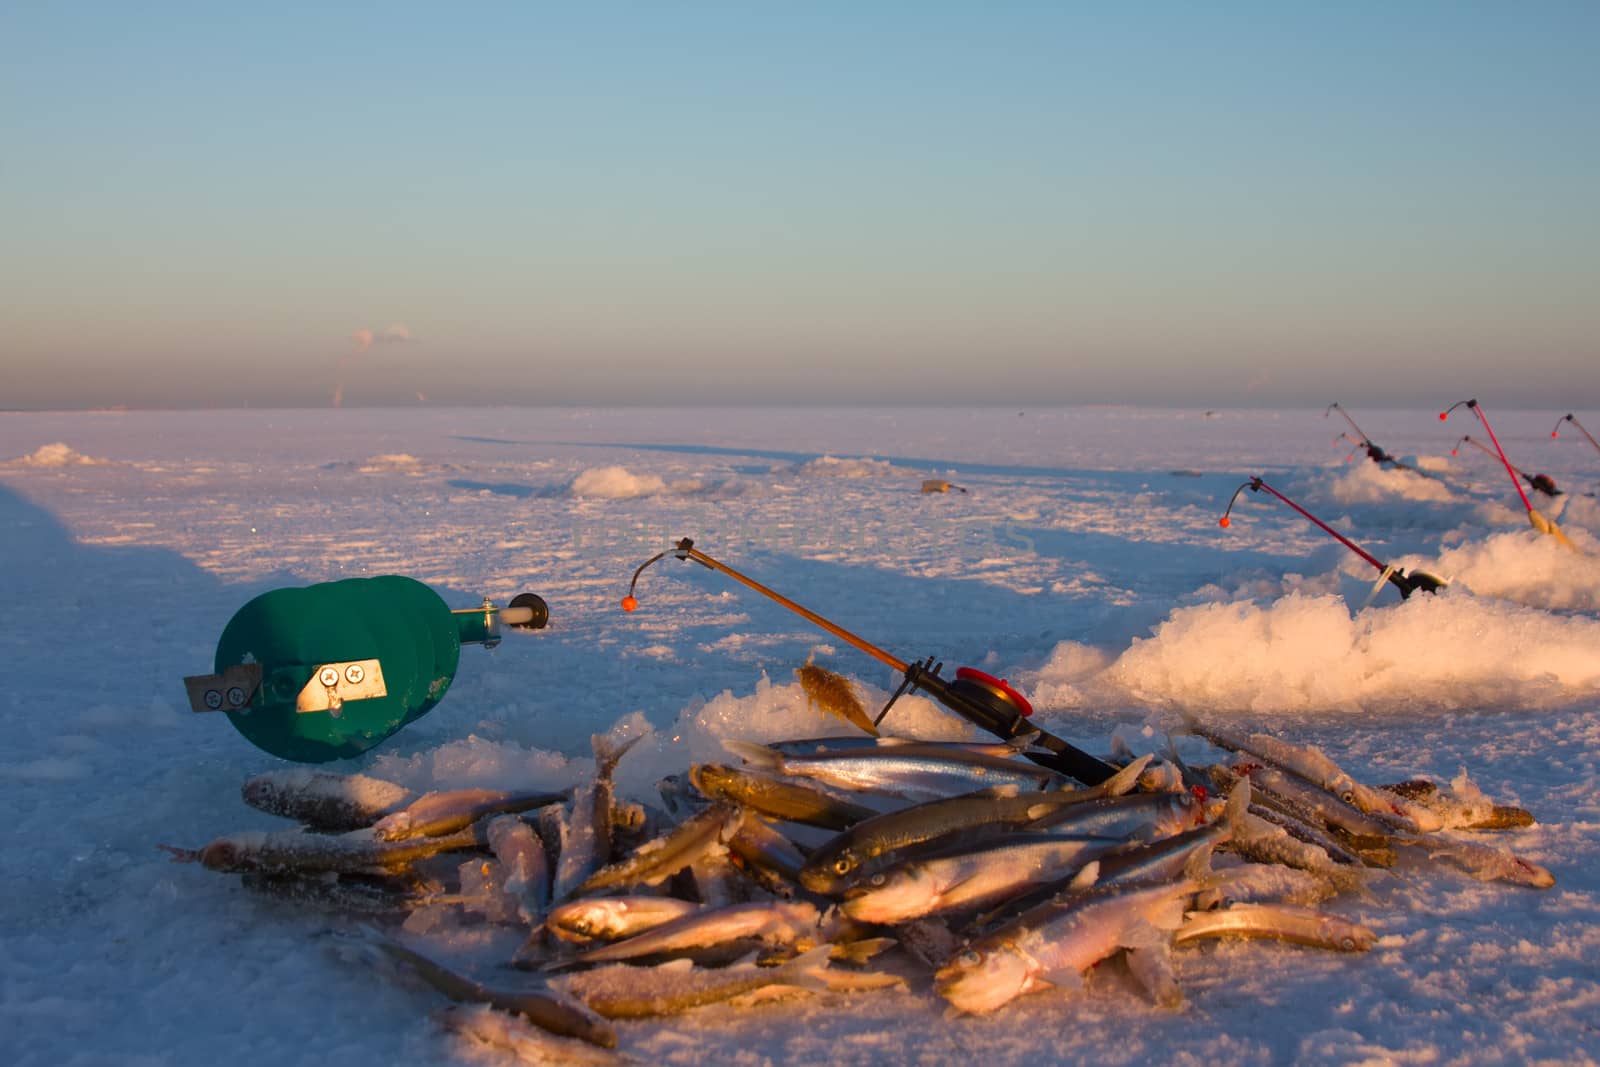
[1451,436,1560,497]
[1324,403,1411,471]
[1441,399,1573,547]
[1551,413,1600,459]
[1219,477,1446,599]
[622,538,1118,785]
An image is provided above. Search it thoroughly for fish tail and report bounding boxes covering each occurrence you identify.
[776,943,835,991]
[592,732,643,776]
[722,739,783,772]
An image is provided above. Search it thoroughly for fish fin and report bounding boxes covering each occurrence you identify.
[593,732,643,775]
[775,943,835,991]
[1006,727,1046,752]
[1118,917,1169,952]
[1066,860,1100,892]
[1101,753,1152,798]
[156,844,200,863]
[1034,967,1081,991]
[722,739,782,771]
[1182,846,1215,884]
[1219,777,1251,839]
[831,937,897,963]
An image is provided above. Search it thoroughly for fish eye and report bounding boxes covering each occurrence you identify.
[959,949,983,968]
[1339,936,1356,950]
[833,856,856,875]
[869,872,886,887]
[1339,789,1355,804]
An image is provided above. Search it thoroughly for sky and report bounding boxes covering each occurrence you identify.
[2,2,1597,410]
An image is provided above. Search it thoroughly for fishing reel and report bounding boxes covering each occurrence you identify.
[624,538,1116,785]
[183,576,548,763]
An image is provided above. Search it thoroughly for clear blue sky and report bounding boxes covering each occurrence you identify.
[3,3,1596,409]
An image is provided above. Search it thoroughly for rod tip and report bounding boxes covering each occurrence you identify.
[1218,516,1230,529]
[620,595,638,613]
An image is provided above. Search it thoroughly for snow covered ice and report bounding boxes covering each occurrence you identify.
[2,406,1597,1066]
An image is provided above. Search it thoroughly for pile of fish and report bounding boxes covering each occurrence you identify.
[164,672,1552,1059]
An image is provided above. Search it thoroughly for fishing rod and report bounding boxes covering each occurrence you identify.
[1219,477,1446,599]
[1551,413,1600,459]
[1451,436,1560,497]
[622,538,1117,786]
[1324,403,1409,470]
[1441,400,1573,547]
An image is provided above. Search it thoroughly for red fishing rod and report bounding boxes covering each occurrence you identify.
[1219,477,1446,599]
[1551,413,1600,459]
[622,538,1118,785]
[1442,399,1573,546]
[1452,436,1560,497]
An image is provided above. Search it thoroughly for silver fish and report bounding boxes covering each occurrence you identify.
[724,739,1061,802]
[161,822,486,875]
[841,833,1120,925]
[437,1004,622,1066]
[574,804,743,896]
[362,935,617,1047]
[1184,717,1442,832]
[799,756,1149,895]
[690,763,877,830]
[1411,835,1556,889]
[372,787,566,841]
[935,854,1214,1015]
[544,896,705,945]
[1174,902,1378,951]
[241,768,413,832]
[563,900,824,967]
[554,944,838,1019]
[486,814,552,928]
[553,734,641,901]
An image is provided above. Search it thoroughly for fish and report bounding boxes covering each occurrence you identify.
[1022,790,1207,841]
[241,768,414,832]
[724,739,1062,802]
[544,896,705,945]
[840,832,1121,924]
[553,734,641,901]
[486,814,552,928]
[934,853,1216,1015]
[361,934,617,1048]
[1173,902,1378,951]
[798,757,1150,895]
[561,900,824,967]
[1411,836,1556,889]
[689,763,877,830]
[1184,717,1442,832]
[727,815,810,893]
[372,787,567,841]
[436,1004,623,1066]
[796,662,880,736]
[160,822,486,875]
[1234,762,1397,843]
[554,944,840,1019]
[573,804,744,897]
[239,871,459,914]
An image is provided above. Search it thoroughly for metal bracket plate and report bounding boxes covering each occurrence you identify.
[183,663,263,713]
[296,659,387,714]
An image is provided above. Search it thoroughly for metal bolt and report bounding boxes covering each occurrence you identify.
[344,663,365,684]
[204,689,223,710]
[226,686,247,707]
[318,666,340,687]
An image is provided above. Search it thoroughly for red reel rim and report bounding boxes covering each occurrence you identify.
[954,666,1034,717]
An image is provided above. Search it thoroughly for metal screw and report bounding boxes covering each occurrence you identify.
[318,666,340,687]
[344,663,365,684]
[204,689,223,710]
[226,686,247,707]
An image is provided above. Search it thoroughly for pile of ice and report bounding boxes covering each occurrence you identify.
[794,456,900,478]
[1029,589,1600,716]
[10,442,106,467]
[568,465,706,499]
